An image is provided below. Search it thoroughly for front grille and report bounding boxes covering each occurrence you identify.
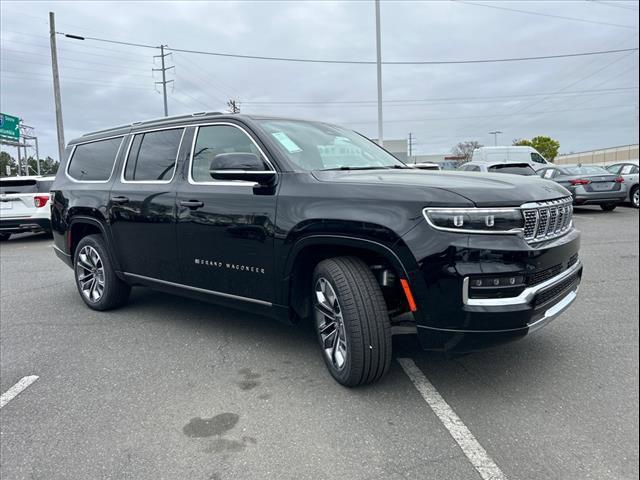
[527,264,563,286]
[533,271,580,308]
[522,197,573,244]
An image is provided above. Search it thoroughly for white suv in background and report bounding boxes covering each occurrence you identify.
[471,146,549,169]
[0,176,55,241]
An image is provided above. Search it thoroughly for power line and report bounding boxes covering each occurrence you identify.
[455,0,639,29]
[241,87,637,106]
[344,103,634,125]
[53,31,638,65]
[589,1,640,11]
[165,46,639,65]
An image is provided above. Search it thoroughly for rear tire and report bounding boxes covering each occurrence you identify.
[312,256,392,387]
[600,203,617,211]
[74,234,130,311]
[630,185,639,209]
[0,233,10,241]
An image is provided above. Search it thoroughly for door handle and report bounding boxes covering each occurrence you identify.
[180,200,204,209]
[111,196,129,204]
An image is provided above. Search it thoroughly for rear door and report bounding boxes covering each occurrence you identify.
[108,126,187,283]
[0,179,38,218]
[175,122,278,303]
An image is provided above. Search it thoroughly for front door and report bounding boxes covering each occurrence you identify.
[108,127,186,283]
[175,123,277,303]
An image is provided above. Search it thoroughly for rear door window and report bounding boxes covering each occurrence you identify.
[123,128,184,182]
[67,137,123,181]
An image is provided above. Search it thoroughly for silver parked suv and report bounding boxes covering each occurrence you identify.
[605,160,639,208]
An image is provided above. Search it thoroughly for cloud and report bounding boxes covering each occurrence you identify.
[1,0,638,160]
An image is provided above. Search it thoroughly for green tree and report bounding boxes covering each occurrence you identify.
[0,151,18,177]
[26,156,59,176]
[513,136,560,162]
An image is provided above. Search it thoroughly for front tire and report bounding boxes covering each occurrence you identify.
[74,234,130,311]
[312,257,392,387]
[0,233,10,241]
[630,185,639,209]
[600,203,617,211]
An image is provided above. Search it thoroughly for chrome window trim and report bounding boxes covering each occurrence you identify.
[462,259,582,307]
[120,126,185,185]
[65,135,125,184]
[187,122,276,187]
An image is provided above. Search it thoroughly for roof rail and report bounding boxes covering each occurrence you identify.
[82,111,225,137]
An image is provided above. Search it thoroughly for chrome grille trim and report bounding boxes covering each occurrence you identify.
[521,197,573,244]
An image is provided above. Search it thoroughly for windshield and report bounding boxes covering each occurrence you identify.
[488,164,536,176]
[562,165,608,175]
[257,119,407,171]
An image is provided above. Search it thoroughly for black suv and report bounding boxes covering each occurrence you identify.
[51,113,583,386]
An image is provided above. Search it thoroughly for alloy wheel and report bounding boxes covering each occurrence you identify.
[314,277,348,371]
[76,245,105,302]
[633,189,639,208]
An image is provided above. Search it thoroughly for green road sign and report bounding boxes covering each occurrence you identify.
[0,113,20,141]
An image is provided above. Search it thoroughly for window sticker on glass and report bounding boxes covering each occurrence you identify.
[272,132,302,153]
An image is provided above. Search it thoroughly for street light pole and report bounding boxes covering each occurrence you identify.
[49,12,65,164]
[375,0,383,147]
[489,130,502,146]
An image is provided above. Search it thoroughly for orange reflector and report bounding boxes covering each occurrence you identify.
[400,279,418,312]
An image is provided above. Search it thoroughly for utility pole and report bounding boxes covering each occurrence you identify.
[227,99,240,113]
[489,130,502,146]
[375,0,383,147]
[408,132,413,162]
[49,12,65,164]
[154,45,174,117]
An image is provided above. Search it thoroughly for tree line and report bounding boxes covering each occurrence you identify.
[0,151,60,177]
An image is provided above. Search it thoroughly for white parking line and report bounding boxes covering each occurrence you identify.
[0,375,39,409]
[398,359,507,480]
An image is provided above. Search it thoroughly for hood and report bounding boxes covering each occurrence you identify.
[311,169,570,207]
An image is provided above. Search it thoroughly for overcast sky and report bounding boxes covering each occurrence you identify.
[1,0,638,161]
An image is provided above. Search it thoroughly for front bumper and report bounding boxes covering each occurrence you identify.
[0,217,51,234]
[401,221,582,352]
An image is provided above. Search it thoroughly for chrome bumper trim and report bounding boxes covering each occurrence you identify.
[462,259,582,307]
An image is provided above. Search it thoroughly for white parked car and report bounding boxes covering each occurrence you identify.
[0,176,55,241]
[471,146,549,169]
[605,160,639,208]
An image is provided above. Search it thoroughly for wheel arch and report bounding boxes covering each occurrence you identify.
[280,234,416,321]
[68,216,122,273]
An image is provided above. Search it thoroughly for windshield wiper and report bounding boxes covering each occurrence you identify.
[321,166,401,171]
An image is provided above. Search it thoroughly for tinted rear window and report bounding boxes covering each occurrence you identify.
[488,164,536,175]
[0,179,37,194]
[562,165,608,175]
[124,128,183,182]
[68,137,123,181]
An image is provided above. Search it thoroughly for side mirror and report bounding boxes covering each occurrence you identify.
[209,153,276,185]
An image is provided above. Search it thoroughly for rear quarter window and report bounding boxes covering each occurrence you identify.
[67,137,123,181]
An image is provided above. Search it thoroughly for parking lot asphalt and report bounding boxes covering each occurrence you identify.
[1,206,638,480]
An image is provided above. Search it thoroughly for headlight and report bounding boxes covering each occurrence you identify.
[423,208,524,234]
